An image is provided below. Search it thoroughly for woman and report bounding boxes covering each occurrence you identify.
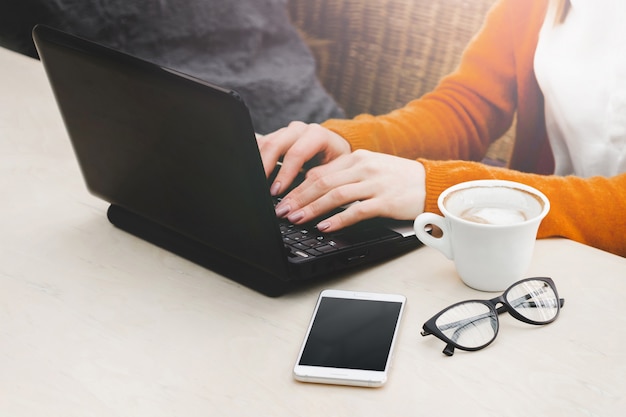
[258,0,626,257]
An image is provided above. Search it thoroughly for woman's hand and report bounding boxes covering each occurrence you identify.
[257,121,352,196]
[274,149,426,232]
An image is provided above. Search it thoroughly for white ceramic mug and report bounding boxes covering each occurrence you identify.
[413,180,550,291]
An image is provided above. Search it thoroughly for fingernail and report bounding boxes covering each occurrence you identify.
[287,210,304,223]
[275,203,290,217]
[317,221,331,231]
[270,181,281,196]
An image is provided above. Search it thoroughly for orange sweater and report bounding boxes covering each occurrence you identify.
[322,0,626,257]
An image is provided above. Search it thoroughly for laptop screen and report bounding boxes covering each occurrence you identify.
[33,25,290,280]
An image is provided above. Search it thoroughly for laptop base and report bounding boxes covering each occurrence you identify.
[106,205,420,297]
[107,204,292,297]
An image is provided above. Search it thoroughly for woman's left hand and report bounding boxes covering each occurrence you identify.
[274,149,426,232]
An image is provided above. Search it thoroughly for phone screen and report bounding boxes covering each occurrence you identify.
[294,290,405,386]
[299,297,402,370]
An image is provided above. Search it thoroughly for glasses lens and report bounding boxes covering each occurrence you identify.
[435,302,497,349]
[506,279,559,323]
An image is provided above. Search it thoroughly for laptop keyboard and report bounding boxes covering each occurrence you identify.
[274,197,399,259]
[273,196,345,259]
[279,220,349,259]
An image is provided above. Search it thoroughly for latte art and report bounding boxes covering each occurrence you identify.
[460,206,528,225]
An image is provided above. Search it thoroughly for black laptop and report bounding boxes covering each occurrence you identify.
[32,25,421,296]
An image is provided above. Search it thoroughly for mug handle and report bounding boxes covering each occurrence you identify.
[413,213,453,260]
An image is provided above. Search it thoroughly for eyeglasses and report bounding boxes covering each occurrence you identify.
[420,277,565,356]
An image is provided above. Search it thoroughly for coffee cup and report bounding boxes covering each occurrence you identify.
[413,180,550,291]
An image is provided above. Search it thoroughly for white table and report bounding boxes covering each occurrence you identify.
[1,46,625,417]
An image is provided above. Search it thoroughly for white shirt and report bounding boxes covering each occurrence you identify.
[534,0,626,177]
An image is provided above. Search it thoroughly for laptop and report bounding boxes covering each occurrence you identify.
[32,24,421,296]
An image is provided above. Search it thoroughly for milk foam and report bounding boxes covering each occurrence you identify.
[444,185,545,226]
[460,206,528,225]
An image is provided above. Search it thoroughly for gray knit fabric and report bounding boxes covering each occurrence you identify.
[0,0,344,133]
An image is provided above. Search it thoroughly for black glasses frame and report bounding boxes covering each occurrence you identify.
[421,277,565,356]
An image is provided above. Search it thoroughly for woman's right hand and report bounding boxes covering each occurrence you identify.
[256,121,352,196]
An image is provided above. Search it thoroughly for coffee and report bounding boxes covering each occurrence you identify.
[444,185,544,226]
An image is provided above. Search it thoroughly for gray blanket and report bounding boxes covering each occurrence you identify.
[0,0,344,133]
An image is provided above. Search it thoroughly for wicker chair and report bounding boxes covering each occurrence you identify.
[288,0,514,165]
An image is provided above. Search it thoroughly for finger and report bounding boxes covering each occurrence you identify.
[272,123,334,195]
[301,151,361,182]
[257,125,296,178]
[285,179,375,225]
[316,198,381,232]
[276,164,349,214]
[287,151,373,205]
[260,125,321,199]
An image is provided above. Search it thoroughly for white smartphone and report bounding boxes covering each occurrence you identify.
[293,289,406,387]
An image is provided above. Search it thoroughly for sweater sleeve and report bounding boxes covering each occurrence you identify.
[321,0,524,161]
[421,159,626,257]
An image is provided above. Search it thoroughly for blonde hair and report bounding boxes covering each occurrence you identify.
[554,0,571,24]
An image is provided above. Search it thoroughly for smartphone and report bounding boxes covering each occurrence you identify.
[293,289,406,387]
